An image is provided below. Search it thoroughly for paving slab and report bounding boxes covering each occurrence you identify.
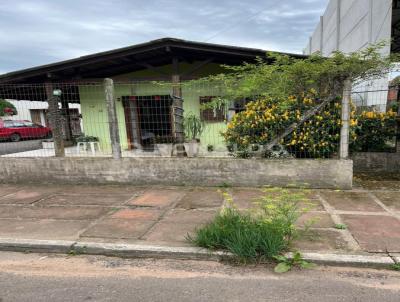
[319,191,385,212]
[296,212,334,229]
[354,179,400,190]
[293,229,350,251]
[0,205,109,220]
[60,185,144,195]
[341,214,400,253]
[129,190,185,208]
[176,188,223,209]
[38,193,135,206]
[230,188,264,210]
[0,184,22,197]
[231,188,323,211]
[81,218,154,239]
[0,187,59,205]
[110,208,163,221]
[0,219,89,240]
[162,209,217,224]
[142,221,199,244]
[372,191,400,212]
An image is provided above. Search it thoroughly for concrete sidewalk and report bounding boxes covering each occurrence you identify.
[0,180,399,261]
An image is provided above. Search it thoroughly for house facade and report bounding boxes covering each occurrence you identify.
[0,38,303,152]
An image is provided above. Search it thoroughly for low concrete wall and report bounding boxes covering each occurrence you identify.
[0,158,353,189]
[352,152,400,173]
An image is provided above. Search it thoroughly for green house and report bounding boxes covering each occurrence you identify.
[0,38,304,153]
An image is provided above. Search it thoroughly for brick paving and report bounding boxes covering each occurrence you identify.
[0,180,399,254]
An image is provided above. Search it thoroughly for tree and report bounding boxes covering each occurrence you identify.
[200,41,397,106]
[198,42,399,158]
[0,99,17,116]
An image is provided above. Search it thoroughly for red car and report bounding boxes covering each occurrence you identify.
[0,120,52,142]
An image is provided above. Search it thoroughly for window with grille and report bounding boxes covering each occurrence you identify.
[200,96,225,122]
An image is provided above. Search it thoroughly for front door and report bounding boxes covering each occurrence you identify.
[122,95,173,150]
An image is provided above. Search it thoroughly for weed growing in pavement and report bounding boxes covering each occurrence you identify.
[188,187,314,263]
[392,263,400,271]
[274,251,316,273]
[334,223,347,230]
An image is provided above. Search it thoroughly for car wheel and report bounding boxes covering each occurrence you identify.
[46,132,53,139]
[10,133,21,142]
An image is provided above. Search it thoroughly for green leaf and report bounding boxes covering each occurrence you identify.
[292,251,302,262]
[300,261,316,269]
[274,262,291,273]
[273,255,287,262]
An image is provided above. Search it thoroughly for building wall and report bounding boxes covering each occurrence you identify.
[304,0,393,108]
[79,62,228,152]
[0,157,354,189]
[304,0,392,56]
[7,100,81,126]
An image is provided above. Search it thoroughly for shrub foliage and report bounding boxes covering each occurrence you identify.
[223,96,398,157]
[189,188,311,262]
[0,99,17,116]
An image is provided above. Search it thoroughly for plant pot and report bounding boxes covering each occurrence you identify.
[156,144,173,157]
[184,141,200,157]
[42,141,54,149]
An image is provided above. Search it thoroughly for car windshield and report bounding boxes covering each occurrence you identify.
[3,121,14,128]
[12,121,25,127]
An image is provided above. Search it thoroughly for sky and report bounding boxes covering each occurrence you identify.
[0,0,329,74]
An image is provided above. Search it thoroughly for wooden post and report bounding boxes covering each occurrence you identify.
[340,79,352,159]
[172,74,184,144]
[396,105,400,153]
[61,100,73,141]
[45,83,65,157]
[104,78,122,159]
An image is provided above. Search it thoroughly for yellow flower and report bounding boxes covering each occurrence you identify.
[365,112,375,119]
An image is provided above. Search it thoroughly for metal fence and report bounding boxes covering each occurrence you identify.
[0,79,398,159]
[351,81,399,153]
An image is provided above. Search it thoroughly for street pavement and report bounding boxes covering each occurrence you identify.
[0,251,399,302]
[0,181,399,254]
[0,139,43,155]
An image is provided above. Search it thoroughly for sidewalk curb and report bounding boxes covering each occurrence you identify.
[0,238,396,269]
[0,238,75,254]
[286,252,395,269]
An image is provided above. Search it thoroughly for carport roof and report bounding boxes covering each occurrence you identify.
[0,37,306,84]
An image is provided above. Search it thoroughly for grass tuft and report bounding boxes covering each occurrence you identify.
[188,187,313,263]
[187,208,286,262]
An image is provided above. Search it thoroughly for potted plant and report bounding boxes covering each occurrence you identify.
[155,136,175,157]
[75,135,99,143]
[75,135,100,153]
[183,112,204,157]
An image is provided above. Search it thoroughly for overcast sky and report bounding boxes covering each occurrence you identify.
[0,0,328,74]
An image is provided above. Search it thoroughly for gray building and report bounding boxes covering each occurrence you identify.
[304,0,397,56]
[304,0,400,109]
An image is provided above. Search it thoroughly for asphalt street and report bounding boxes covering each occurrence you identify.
[0,252,399,302]
[0,139,42,155]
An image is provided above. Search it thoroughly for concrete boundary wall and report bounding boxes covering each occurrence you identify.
[0,158,353,189]
[352,152,400,173]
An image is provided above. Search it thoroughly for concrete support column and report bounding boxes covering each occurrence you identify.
[336,0,341,51]
[368,0,373,43]
[104,78,122,160]
[45,83,65,157]
[340,79,352,159]
[320,16,324,54]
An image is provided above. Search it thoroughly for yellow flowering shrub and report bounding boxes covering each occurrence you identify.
[350,109,397,152]
[224,96,351,158]
[224,96,398,157]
